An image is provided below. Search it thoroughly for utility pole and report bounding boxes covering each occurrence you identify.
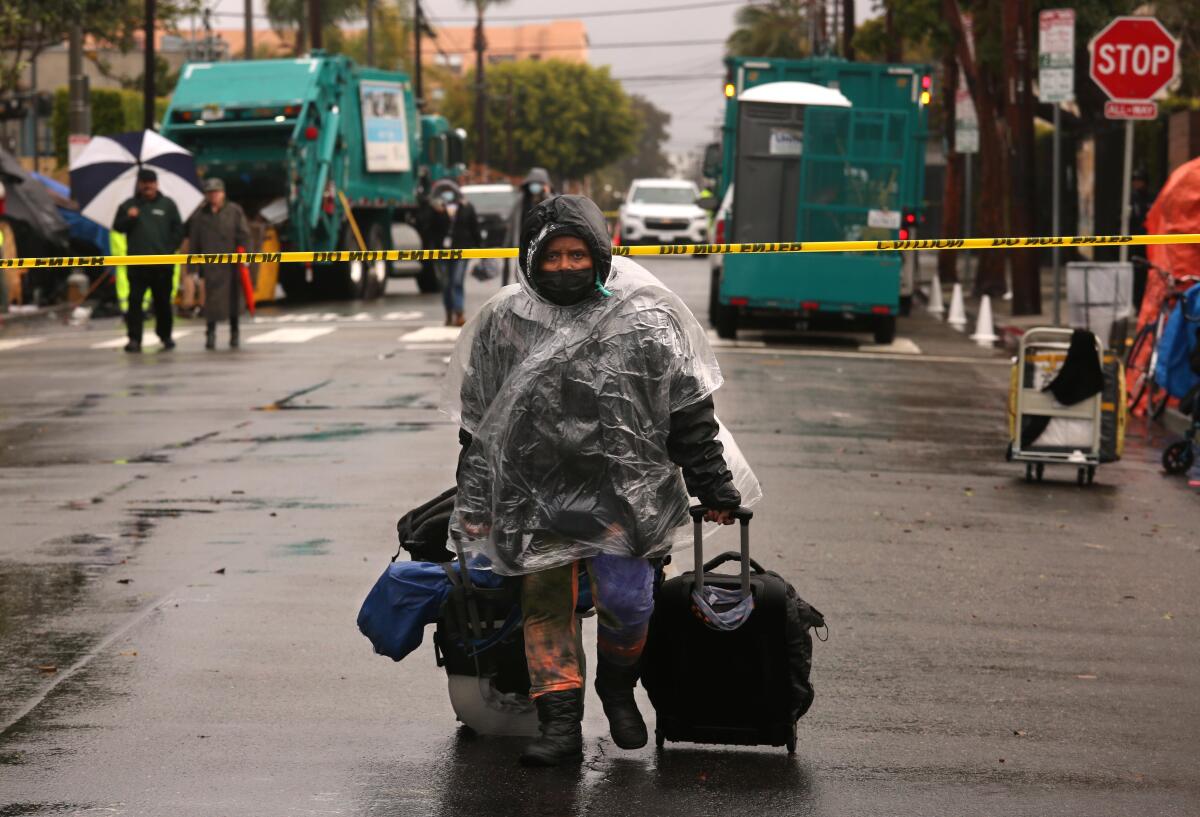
[366,0,375,66]
[842,0,855,60]
[310,0,322,51]
[413,1,424,109]
[474,5,488,177]
[244,0,253,59]
[144,0,156,131]
[68,24,91,147]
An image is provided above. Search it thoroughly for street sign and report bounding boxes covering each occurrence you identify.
[1105,100,1159,120]
[954,14,978,155]
[1089,16,1179,101]
[954,67,979,154]
[1038,9,1075,103]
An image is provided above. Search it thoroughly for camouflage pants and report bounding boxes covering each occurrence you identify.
[521,554,654,698]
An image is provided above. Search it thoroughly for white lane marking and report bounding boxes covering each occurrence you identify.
[399,326,461,343]
[0,338,46,352]
[250,310,426,326]
[246,327,337,344]
[860,337,922,355]
[383,311,424,321]
[90,329,194,350]
[402,343,457,351]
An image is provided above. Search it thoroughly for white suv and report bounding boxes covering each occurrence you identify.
[617,178,708,245]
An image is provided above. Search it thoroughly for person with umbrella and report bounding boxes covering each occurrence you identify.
[187,178,250,350]
[112,168,184,352]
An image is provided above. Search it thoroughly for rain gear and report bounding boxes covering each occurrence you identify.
[112,230,181,314]
[187,200,251,322]
[503,168,553,284]
[444,195,759,576]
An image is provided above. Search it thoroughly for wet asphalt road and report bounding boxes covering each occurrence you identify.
[1,258,1198,816]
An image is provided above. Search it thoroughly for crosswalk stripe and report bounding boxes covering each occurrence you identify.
[90,329,194,350]
[399,326,461,343]
[0,338,46,352]
[246,327,337,344]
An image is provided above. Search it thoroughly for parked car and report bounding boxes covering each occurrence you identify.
[462,183,518,248]
[617,178,709,246]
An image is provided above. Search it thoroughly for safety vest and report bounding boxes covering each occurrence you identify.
[112,230,181,313]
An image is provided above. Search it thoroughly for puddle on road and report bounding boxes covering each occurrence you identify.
[54,393,105,418]
[227,421,436,445]
[277,538,332,557]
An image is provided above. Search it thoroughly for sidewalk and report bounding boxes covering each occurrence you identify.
[912,257,1192,438]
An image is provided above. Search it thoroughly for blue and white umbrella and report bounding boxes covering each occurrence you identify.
[69,130,203,229]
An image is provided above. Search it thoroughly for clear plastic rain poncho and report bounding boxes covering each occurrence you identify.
[442,196,760,575]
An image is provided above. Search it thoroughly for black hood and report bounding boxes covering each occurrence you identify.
[518,195,612,292]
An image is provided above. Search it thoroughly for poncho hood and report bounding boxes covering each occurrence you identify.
[517,194,613,305]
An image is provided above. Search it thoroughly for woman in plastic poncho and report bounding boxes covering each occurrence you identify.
[444,194,759,766]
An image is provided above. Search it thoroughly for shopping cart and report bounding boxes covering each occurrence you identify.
[1006,327,1123,486]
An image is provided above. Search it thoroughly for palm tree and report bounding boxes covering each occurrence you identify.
[725,0,812,59]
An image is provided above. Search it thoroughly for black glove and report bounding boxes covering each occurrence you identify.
[699,480,741,511]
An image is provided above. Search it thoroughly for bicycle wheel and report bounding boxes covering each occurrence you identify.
[1125,324,1156,410]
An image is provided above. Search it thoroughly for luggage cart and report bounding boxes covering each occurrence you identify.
[1007,327,1104,486]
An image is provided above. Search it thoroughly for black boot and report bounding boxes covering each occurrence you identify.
[229,321,239,349]
[595,658,647,750]
[519,689,584,767]
[205,322,216,350]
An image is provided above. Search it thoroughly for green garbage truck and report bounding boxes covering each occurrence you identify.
[162,52,465,300]
[704,56,932,342]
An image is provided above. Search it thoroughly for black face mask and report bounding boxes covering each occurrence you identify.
[535,268,595,306]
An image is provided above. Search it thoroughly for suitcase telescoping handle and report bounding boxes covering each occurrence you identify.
[688,505,754,599]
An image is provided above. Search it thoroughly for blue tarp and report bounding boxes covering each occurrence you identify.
[31,172,109,254]
[1154,284,1200,400]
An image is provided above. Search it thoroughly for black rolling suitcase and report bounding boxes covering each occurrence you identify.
[641,507,826,753]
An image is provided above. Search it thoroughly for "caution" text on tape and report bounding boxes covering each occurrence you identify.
[1,233,1197,269]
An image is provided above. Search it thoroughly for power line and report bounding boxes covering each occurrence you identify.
[427,0,746,23]
[614,73,725,82]
[427,38,726,55]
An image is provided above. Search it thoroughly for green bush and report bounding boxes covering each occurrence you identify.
[51,88,169,167]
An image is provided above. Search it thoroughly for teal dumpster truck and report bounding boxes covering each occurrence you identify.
[706,57,932,342]
[162,52,465,300]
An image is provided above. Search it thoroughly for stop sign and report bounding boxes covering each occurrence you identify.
[1089,16,1179,101]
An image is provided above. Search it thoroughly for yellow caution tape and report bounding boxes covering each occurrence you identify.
[1,233,1198,269]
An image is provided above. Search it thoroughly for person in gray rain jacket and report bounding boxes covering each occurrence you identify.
[443,194,760,767]
[187,178,250,349]
[502,167,552,286]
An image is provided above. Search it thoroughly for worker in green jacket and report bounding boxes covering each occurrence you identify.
[112,230,181,316]
[112,168,183,353]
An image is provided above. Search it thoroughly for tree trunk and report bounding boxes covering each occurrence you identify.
[939,45,962,284]
[1004,0,1040,314]
[474,8,488,176]
[944,0,1007,297]
[884,2,901,62]
[842,0,855,60]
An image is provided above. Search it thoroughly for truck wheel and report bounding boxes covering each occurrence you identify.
[708,267,721,326]
[416,261,441,294]
[358,222,389,301]
[715,304,738,340]
[873,315,896,345]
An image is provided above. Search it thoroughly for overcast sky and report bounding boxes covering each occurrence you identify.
[208,0,881,153]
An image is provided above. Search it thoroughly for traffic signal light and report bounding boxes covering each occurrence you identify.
[0,97,27,121]
[919,75,932,106]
